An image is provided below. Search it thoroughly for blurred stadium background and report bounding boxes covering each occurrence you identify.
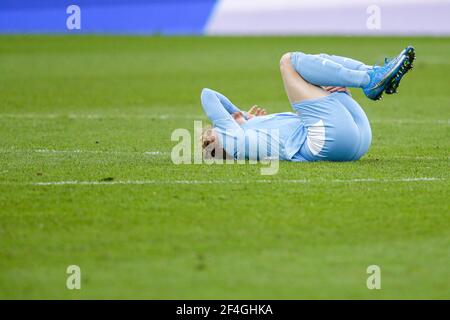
[1,0,450,35]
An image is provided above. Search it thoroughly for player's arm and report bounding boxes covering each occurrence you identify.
[206,89,268,122]
[200,88,242,131]
[232,106,267,125]
[205,89,242,114]
[201,88,248,159]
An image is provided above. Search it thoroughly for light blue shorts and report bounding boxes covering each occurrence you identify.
[292,92,372,162]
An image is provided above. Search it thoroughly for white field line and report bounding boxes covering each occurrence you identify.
[0,177,445,186]
[0,113,448,125]
[390,155,450,160]
[1,149,447,160]
[370,119,449,125]
[143,151,168,156]
[0,148,170,156]
[0,113,204,120]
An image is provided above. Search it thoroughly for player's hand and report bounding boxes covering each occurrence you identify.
[232,111,246,125]
[322,86,350,94]
[248,105,267,118]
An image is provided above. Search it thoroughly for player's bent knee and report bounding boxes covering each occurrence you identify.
[279,52,292,70]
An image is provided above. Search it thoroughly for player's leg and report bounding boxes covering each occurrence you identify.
[332,93,372,160]
[290,52,370,88]
[279,52,329,104]
[290,49,415,100]
[293,94,362,162]
[280,53,367,161]
[317,46,415,94]
[317,53,371,71]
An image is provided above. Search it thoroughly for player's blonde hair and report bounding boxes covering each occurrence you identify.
[201,125,228,159]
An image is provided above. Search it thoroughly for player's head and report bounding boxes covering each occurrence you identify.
[201,126,228,160]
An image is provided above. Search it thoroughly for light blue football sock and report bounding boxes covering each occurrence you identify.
[291,52,370,88]
[317,53,372,71]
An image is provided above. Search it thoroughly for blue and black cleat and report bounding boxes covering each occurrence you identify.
[385,46,415,94]
[363,46,415,101]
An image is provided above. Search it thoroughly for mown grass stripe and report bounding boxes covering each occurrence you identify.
[0,177,444,186]
[0,113,448,125]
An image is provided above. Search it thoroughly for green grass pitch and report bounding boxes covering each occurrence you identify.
[0,36,448,299]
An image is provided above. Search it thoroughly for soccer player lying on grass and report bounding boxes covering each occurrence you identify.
[201,47,415,162]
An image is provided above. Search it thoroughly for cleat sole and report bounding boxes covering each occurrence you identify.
[385,46,415,94]
[366,54,407,101]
